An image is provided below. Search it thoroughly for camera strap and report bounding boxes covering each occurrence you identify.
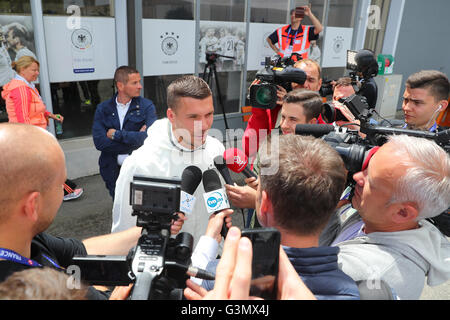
[0,248,62,269]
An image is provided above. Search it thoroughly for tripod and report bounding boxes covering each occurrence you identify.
[202,52,234,131]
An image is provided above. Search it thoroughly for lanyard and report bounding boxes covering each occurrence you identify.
[0,248,62,269]
[285,26,300,48]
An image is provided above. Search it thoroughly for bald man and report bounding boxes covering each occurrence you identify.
[0,123,142,299]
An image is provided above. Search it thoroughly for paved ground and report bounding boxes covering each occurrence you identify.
[47,174,449,300]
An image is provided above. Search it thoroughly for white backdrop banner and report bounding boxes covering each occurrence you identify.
[143,19,196,76]
[247,23,284,71]
[321,27,353,68]
[44,16,117,82]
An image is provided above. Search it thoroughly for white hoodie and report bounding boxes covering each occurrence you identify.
[111,118,225,246]
[337,218,450,300]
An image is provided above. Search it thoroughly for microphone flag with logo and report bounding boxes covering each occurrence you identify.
[223,148,257,178]
[180,165,202,216]
[202,169,230,213]
[202,169,230,238]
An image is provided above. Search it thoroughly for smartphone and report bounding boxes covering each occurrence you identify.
[295,6,306,18]
[241,227,280,300]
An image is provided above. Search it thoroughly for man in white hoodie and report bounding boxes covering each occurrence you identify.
[111,75,225,246]
[329,135,450,299]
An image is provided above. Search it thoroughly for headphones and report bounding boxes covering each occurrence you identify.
[437,104,443,112]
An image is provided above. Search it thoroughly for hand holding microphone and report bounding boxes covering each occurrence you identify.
[202,169,231,238]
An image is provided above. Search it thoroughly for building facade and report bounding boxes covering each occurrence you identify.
[0,0,424,178]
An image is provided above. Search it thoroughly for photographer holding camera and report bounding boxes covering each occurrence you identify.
[242,58,323,158]
[226,89,322,213]
[324,135,450,299]
[0,123,144,300]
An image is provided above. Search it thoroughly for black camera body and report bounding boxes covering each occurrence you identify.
[249,55,306,110]
[321,94,372,124]
[72,176,195,300]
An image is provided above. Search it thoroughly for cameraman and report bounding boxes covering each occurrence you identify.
[0,123,145,300]
[326,135,450,299]
[242,58,323,158]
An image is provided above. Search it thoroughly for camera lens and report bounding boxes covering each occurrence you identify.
[321,102,336,123]
[255,86,274,107]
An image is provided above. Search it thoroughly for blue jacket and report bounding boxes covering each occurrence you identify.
[283,246,360,300]
[203,245,360,300]
[92,94,157,197]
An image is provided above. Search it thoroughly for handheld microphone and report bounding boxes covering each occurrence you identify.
[179,165,202,216]
[202,169,230,238]
[223,148,257,179]
[213,155,235,185]
[295,124,335,137]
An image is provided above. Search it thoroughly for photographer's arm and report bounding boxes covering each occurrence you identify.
[82,227,142,256]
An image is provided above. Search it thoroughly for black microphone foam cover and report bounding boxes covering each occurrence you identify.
[202,169,222,192]
[295,124,335,138]
[181,165,202,195]
[213,155,234,185]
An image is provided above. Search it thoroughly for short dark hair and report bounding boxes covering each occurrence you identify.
[283,89,322,121]
[167,75,212,111]
[114,66,139,87]
[259,134,347,236]
[406,70,450,102]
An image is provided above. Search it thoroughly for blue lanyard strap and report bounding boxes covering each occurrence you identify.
[285,26,300,48]
[0,248,62,269]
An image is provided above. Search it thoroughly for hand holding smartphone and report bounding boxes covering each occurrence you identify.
[242,227,281,300]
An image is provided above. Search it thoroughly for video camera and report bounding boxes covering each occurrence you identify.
[319,49,378,99]
[249,54,307,109]
[71,176,214,300]
[295,103,450,235]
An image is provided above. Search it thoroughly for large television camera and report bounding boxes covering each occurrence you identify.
[71,176,214,300]
[249,54,307,110]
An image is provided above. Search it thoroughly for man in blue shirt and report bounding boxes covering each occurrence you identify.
[93,66,157,198]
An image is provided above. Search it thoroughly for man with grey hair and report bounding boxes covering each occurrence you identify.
[111,75,226,246]
[327,135,450,299]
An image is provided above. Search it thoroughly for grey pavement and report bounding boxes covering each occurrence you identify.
[47,174,449,300]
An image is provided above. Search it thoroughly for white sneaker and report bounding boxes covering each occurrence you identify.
[63,188,84,201]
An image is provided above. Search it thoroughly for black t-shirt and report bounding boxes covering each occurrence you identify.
[358,78,378,109]
[268,24,318,47]
[0,233,109,300]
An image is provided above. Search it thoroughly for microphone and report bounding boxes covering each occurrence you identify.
[213,155,235,185]
[202,169,230,238]
[223,148,257,179]
[179,165,202,216]
[295,124,335,138]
